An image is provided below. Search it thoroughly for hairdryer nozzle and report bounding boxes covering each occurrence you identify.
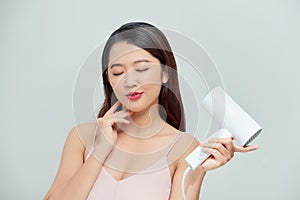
[202,86,262,146]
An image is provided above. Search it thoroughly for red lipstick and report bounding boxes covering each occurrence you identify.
[126,92,144,100]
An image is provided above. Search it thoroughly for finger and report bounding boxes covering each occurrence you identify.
[114,110,132,119]
[234,145,260,152]
[200,142,228,157]
[208,138,233,147]
[115,118,130,124]
[112,111,131,123]
[121,104,129,112]
[201,147,227,164]
[208,137,232,145]
[97,116,115,127]
[111,111,132,124]
[105,101,121,116]
[208,138,234,157]
[98,114,130,128]
[99,111,122,125]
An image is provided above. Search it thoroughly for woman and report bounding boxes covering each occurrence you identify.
[44,22,258,200]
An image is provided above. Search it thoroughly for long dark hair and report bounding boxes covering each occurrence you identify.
[97,22,186,131]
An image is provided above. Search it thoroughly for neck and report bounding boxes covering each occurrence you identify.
[118,104,166,139]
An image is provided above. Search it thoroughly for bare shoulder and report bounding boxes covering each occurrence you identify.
[58,122,99,169]
[162,124,200,164]
[44,122,98,199]
[173,132,199,158]
[169,132,200,175]
[163,123,200,152]
[70,122,97,136]
[180,133,200,152]
[168,133,204,200]
[68,122,98,153]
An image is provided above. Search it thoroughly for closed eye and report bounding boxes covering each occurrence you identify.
[136,68,149,72]
[112,72,124,76]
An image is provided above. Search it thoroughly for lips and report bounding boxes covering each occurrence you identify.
[126,91,144,100]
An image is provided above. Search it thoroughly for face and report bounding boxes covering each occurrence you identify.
[107,41,168,113]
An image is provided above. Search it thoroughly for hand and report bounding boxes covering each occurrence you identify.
[93,101,132,162]
[233,144,259,152]
[198,138,259,172]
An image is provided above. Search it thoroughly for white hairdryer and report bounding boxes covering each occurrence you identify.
[185,86,262,170]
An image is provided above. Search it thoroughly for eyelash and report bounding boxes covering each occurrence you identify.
[136,68,149,72]
[112,72,123,76]
[112,68,149,76]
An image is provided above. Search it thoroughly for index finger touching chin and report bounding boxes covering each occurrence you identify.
[109,101,121,113]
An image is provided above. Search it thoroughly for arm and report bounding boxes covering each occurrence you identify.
[44,101,131,200]
[44,125,106,200]
[169,135,258,200]
[169,139,206,200]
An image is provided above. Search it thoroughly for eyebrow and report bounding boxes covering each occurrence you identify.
[110,59,151,69]
[110,63,124,69]
[134,59,150,64]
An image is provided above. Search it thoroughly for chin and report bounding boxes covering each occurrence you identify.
[123,102,150,113]
[126,105,146,113]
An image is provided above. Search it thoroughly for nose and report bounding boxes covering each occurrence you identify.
[124,70,138,88]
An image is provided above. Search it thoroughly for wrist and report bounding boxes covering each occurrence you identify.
[194,165,208,175]
[92,143,114,164]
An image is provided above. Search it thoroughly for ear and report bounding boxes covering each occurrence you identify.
[161,68,169,84]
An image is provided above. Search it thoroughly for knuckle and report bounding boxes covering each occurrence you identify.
[219,160,225,166]
[214,143,221,149]
[222,158,227,165]
[226,138,233,142]
[97,118,103,124]
[226,155,231,161]
[212,149,217,154]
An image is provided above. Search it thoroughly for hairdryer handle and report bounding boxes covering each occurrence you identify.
[185,129,232,170]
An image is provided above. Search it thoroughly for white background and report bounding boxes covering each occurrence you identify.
[1,0,299,199]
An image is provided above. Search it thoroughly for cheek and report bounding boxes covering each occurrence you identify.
[140,69,162,84]
[142,84,162,98]
[108,75,123,90]
[109,78,126,100]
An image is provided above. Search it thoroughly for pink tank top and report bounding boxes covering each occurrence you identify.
[85,127,184,200]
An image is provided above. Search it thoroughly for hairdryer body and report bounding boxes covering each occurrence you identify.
[185,86,262,170]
